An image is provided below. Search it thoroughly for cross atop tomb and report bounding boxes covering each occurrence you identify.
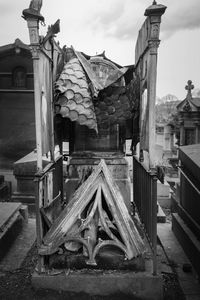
[185,80,194,99]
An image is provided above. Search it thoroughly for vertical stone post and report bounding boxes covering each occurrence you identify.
[22,9,43,171]
[145,2,166,168]
[194,121,200,144]
[22,3,45,272]
[179,120,185,146]
[170,129,174,152]
[164,124,171,151]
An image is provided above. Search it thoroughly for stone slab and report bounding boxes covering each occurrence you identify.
[0,202,22,233]
[0,218,36,271]
[32,270,163,299]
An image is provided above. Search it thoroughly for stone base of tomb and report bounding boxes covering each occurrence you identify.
[48,246,145,271]
[32,263,163,299]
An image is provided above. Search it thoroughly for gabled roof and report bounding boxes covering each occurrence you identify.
[39,160,145,264]
[190,98,200,108]
[177,98,199,112]
[177,80,200,112]
[55,56,98,132]
[177,97,200,111]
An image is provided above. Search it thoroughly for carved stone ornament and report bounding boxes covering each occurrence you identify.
[30,28,38,43]
[22,0,44,22]
[185,79,194,100]
[148,40,160,54]
[39,160,145,265]
[30,45,40,59]
[183,100,191,112]
[151,24,160,39]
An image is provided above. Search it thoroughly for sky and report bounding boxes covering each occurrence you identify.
[0,0,199,99]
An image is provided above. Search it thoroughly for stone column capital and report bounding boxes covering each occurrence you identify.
[148,40,160,54]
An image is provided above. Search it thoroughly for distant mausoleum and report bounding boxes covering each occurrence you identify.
[177,80,200,146]
[0,39,35,169]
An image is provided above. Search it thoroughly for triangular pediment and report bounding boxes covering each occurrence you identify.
[39,160,145,265]
[177,98,198,112]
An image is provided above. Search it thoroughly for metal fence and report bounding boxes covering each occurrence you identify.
[133,155,157,275]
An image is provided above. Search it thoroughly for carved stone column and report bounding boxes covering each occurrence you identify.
[179,120,184,146]
[22,3,45,273]
[194,121,200,144]
[22,9,43,170]
[144,2,166,167]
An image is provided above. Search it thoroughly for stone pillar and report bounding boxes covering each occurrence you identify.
[147,40,159,167]
[179,120,184,146]
[144,3,166,168]
[194,121,200,144]
[164,125,171,151]
[170,131,174,152]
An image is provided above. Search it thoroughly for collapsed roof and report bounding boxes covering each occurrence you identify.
[54,47,135,133]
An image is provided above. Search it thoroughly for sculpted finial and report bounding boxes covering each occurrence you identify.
[22,0,44,22]
[29,0,42,12]
[185,80,194,99]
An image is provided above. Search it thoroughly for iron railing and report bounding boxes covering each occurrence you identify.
[133,155,157,275]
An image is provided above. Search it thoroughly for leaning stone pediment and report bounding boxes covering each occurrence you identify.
[39,159,145,265]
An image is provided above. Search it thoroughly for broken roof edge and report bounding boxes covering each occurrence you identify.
[80,51,123,69]
[74,48,130,95]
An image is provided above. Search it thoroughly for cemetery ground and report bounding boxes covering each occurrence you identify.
[0,241,185,300]
[0,212,196,300]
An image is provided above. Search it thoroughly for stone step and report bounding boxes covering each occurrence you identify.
[172,213,200,280]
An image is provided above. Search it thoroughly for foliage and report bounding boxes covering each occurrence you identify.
[155,100,181,124]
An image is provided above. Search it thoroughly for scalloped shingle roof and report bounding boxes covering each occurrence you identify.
[55,58,97,132]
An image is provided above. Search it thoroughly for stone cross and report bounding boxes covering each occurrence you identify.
[185,80,194,99]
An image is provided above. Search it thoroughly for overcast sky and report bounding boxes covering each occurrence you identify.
[0,0,199,99]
